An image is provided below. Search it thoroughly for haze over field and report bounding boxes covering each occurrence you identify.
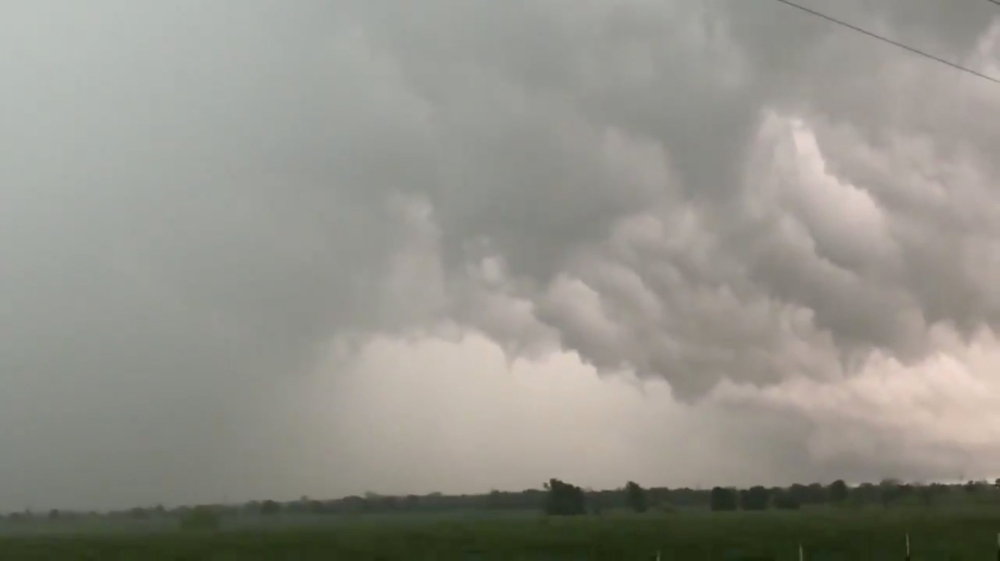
[2,0,1000,511]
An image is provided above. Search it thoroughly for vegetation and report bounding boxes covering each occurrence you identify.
[542,478,586,516]
[0,508,998,559]
[624,480,647,513]
[2,478,1000,558]
[710,486,738,511]
[177,505,222,532]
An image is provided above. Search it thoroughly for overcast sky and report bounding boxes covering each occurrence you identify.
[2,0,1000,511]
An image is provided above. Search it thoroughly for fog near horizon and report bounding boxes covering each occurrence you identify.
[3,0,1000,512]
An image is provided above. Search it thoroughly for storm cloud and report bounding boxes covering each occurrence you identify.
[2,0,1000,510]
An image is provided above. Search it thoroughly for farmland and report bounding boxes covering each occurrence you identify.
[0,507,998,559]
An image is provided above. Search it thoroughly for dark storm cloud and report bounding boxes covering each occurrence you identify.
[2,0,1000,508]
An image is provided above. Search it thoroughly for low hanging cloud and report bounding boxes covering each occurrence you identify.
[2,0,1000,509]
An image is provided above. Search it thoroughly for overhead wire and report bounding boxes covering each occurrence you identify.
[772,0,1000,86]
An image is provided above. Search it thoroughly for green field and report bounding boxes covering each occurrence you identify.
[0,509,997,560]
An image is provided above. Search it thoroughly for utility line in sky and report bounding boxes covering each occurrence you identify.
[772,0,1000,86]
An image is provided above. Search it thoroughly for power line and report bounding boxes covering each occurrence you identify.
[772,0,1000,86]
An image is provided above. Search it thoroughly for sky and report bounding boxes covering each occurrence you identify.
[2,0,1000,511]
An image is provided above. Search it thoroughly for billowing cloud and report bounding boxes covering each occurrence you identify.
[2,0,1000,509]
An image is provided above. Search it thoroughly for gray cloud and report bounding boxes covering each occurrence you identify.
[2,0,1000,509]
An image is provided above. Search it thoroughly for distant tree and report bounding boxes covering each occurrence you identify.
[544,479,586,516]
[852,482,878,505]
[787,484,808,505]
[260,500,281,516]
[773,491,800,510]
[828,480,849,503]
[709,487,738,511]
[783,483,826,505]
[486,490,502,509]
[806,483,827,504]
[739,486,770,511]
[878,479,904,507]
[647,487,672,509]
[624,481,648,513]
[286,496,310,514]
[47,509,59,521]
[178,506,221,532]
[918,484,947,507]
[379,496,399,512]
[341,495,368,514]
[68,476,1000,525]
[403,494,420,511]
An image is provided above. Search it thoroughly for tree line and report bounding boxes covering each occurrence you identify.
[5,478,1000,522]
[542,478,1000,516]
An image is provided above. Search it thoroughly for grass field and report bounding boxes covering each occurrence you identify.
[0,508,996,559]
